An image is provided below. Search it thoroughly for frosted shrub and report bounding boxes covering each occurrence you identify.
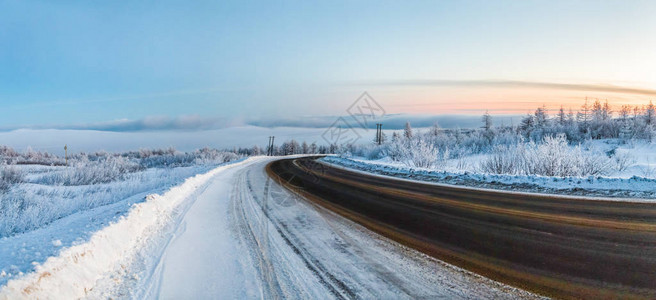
[531,135,580,176]
[408,139,439,168]
[388,138,440,168]
[387,138,407,162]
[40,155,142,186]
[135,147,239,168]
[0,166,24,191]
[140,152,195,168]
[18,147,65,166]
[480,144,523,175]
[613,152,635,172]
[191,148,239,165]
[0,146,20,163]
[346,144,385,160]
[481,134,617,177]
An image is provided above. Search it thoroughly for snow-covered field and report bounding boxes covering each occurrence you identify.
[0,157,254,298]
[326,140,656,200]
[0,148,241,289]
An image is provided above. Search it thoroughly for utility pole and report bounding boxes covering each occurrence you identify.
[375,123,383,145]
[64,144,68,166]
[376,124,380,145]
[267,136,275,156]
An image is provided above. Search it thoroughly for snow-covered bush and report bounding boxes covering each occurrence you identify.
[388,138,440,168]
[480,134,618,176]
[345,143,386,160]
[0,165,23,192]
[190,148,240,165]
[38,155,142,186]
[126,147,239,168]
[479,144,523,175]
[17,147,65,166]
[407,139,440,168]
[0,146,243,188]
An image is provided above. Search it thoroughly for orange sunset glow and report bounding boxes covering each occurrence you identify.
[377,83,656,115]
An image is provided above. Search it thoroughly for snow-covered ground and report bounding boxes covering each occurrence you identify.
[325,140,656,200]
[1,165,216,238]
[613,140,656,178]
[0,156,240,289]
[1,156,539,299]
[0,158,254,299]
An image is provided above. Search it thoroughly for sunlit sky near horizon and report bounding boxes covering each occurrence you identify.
[1,0,655,131]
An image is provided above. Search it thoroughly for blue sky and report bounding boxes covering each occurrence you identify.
[1,0,655,131]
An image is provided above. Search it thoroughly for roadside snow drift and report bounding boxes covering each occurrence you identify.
[0,158,256,299]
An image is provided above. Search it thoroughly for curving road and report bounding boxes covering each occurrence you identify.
[267,157,656,299]
[148,157,536,299]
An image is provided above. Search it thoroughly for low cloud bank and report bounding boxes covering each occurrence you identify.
[1,115,235,132]
[2,114,520,133]
[233,114,519,130]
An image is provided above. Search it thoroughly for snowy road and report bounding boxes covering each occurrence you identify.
[269,157,656,299]
[147,157,536,299]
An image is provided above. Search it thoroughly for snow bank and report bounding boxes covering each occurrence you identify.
[0,157,257,299]
[322,156,656,201]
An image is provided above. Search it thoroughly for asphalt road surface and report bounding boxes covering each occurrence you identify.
[267,157,656,299]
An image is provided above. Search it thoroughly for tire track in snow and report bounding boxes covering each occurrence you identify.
[232,168,356,299]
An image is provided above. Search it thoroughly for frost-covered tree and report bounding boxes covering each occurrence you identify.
[430,122,442,137]
[587,99,616,139]
[577,98,591,135]
[519,114,535,134]
[392,132,401,142]
[482,111,492,131]
[301,141,309,154]
[534,106,549,128]
[619,105,631,122]
[280,140,300,155]
[404,121,413,139]
[291,140,301,154]
[645,101,656,125]
[329,143,338,154]
[251,145,263,156]
[557,106,567,126]
[567,108,575,125]
[603,101,612,121]
[591,99,604,123]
